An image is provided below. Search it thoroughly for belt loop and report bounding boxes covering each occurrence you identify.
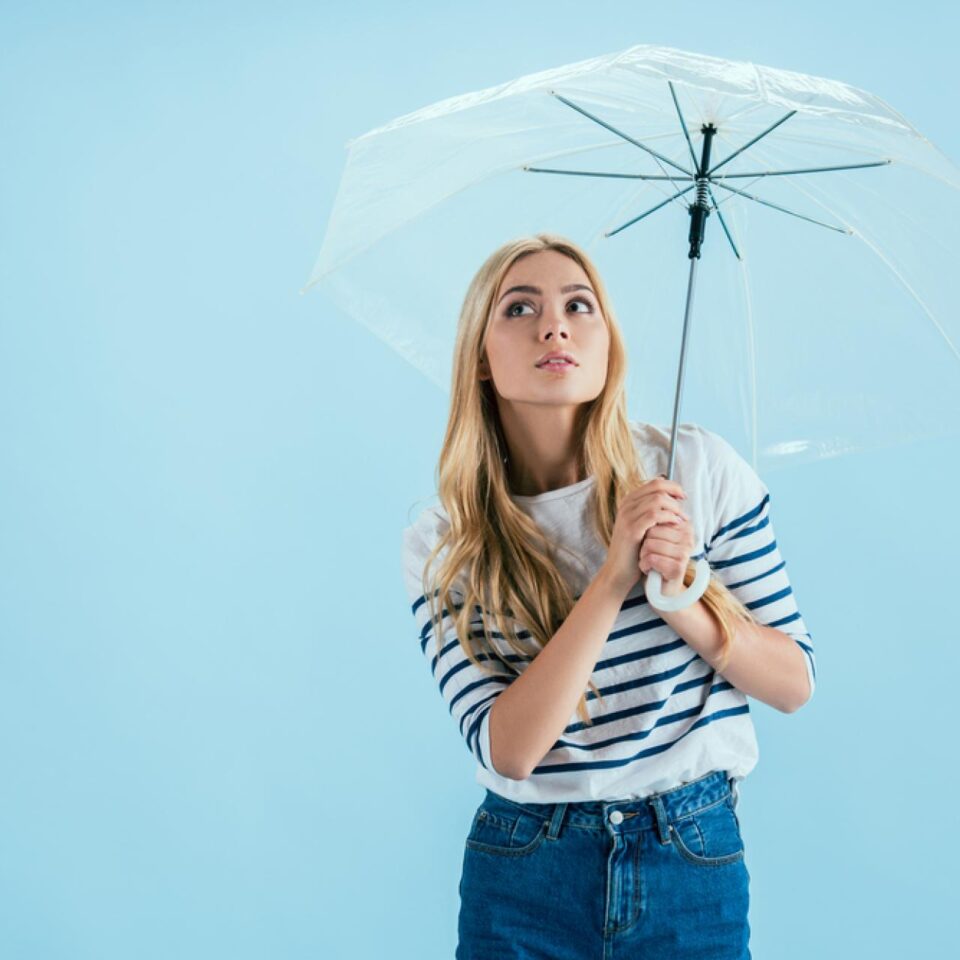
[546,801,568,840]
[728,775,740,810]
[647,794,672,845]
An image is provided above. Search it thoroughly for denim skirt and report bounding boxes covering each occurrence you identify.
[457,768,750,959]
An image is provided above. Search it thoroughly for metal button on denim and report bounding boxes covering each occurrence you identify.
[609,810,624,824]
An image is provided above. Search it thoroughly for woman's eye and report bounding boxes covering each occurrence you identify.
[505,298,593,317]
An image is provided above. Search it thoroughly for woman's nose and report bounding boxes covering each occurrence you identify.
[539,310,570,338]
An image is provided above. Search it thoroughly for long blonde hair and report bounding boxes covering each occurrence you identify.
[419,232,758,727]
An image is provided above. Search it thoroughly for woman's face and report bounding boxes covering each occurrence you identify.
[479,249,610,406]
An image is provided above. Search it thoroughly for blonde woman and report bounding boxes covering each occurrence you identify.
[401,233,816,959]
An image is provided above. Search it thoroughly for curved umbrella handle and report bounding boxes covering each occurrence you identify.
[644,557,712,612]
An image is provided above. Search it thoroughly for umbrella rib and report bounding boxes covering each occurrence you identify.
[667,80,700,171]
[549,90,694,178]
[713,176,768,206]
[606,184,697,237]
[711,179,851,234]
[705,184,742,259]
[707,110,798,176]
[523,166,694,182]
[713,160,892,179]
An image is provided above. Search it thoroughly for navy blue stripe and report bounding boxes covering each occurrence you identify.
[769,610,803,630]
[417,618,522,691]
[595,636,689,672]
[744,583,793,613]
[458,688,499,728]
[442,665,512,701]
[552,677,735,753]
[466,702,494,769]
[558,661,714,739]
[530,701,751,774]
[797,642,817,681]
[589,653,704,703]
[709,537,777,569]
[451,674,510,712]
[727,515,770,542]
[708,493,770,549]
[724,557,785,590]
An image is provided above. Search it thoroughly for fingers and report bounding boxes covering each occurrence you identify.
[654,511,689,534]
[658,505,687,524]
[636,503,686,526]
[640,515,695,577]
[625,477,688,510]
[644,522,688,548]
[654,474,688,500]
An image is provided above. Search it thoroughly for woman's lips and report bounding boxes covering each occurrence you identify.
[536,359,577,372]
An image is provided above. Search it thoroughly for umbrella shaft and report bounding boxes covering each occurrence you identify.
[665,255,699,482]
[664,123,716,479]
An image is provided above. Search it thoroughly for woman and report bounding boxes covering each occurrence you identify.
[400,233,816,959]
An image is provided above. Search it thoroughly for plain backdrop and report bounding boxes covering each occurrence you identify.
[2,2,958,958]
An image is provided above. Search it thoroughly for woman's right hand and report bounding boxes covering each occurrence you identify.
[599,475,688,596]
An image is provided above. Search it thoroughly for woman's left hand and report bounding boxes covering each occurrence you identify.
[639,511,697,596]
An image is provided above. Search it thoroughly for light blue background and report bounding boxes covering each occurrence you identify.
[2,2,957,957]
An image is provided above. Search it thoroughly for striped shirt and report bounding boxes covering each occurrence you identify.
[400,420,816,803]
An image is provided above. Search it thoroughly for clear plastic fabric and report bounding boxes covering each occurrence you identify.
[302,44,960,473]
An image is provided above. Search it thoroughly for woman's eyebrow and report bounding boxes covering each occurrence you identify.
[497,283,595,303]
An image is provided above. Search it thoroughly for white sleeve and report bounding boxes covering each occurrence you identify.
[701,429,816,702]
[401,522,516,772]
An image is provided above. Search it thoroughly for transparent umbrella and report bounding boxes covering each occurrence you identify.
[301,43,960,609]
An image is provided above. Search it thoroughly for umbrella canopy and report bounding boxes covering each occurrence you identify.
[302,43,960,474]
